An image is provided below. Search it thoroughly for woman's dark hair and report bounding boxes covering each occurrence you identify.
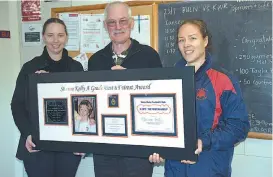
[42,18,68,35]
[177,19,212,53]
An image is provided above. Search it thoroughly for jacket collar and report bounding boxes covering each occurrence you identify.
[175,52,212,81]
[195,52,212,81]
[101,38,142,59]
[41,46,69,63]
[38,46,70,70]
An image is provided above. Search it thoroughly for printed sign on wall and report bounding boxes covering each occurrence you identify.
[0,30,10,38]
[21,0,41,22]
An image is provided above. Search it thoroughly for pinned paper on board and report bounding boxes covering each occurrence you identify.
[59,13,80,51]
[131,15,151,46]
[73,53,89,71]
[80,14,110,53]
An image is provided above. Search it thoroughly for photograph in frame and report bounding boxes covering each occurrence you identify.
[71,95,98,135]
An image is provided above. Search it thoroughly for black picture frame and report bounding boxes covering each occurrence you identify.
[108,94,119,108]
[43,98,68,125]
[28,67,197,161]
[71,95,98,135]
[102,114,128,137]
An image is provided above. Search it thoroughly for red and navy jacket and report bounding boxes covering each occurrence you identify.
[165,54,250,177]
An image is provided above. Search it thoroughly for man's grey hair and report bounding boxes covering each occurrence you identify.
[104,1,132,20]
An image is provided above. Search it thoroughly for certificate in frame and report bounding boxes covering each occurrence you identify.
[102,114,128,137]
[131,94,177,136]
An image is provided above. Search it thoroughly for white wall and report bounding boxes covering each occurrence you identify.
[233,139,272,177]
[1,0,271,177]
[0,1,23,177]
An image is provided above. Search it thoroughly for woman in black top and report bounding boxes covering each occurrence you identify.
[11,18,83,177]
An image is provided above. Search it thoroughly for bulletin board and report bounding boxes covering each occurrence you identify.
[51,1,161,59]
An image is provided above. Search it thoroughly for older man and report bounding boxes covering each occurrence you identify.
[88,1,162,177]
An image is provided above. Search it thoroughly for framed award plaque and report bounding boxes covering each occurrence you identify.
[28,67,197,161]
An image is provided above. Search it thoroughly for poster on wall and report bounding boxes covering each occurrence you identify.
[22,23,42,46]
[80,14,111,53]
[80,14,103,53]
[21,0,41,22]
[0,31,11,39]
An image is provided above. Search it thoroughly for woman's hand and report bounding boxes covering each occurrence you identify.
[181,139,202,164]
[35,70,49,74]
[25,135,40,153]
[111,65,126,70]
[149,153,165,163]
[149,140,202,164]
[73,152,86,156]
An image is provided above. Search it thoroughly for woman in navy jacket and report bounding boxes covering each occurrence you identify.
[149,19,250,177]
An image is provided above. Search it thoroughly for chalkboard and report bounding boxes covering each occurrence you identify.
[158,1,272,139]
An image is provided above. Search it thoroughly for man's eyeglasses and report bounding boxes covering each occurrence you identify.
[105,18,131,28]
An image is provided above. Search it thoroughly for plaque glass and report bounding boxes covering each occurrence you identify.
[44,98,68,125]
